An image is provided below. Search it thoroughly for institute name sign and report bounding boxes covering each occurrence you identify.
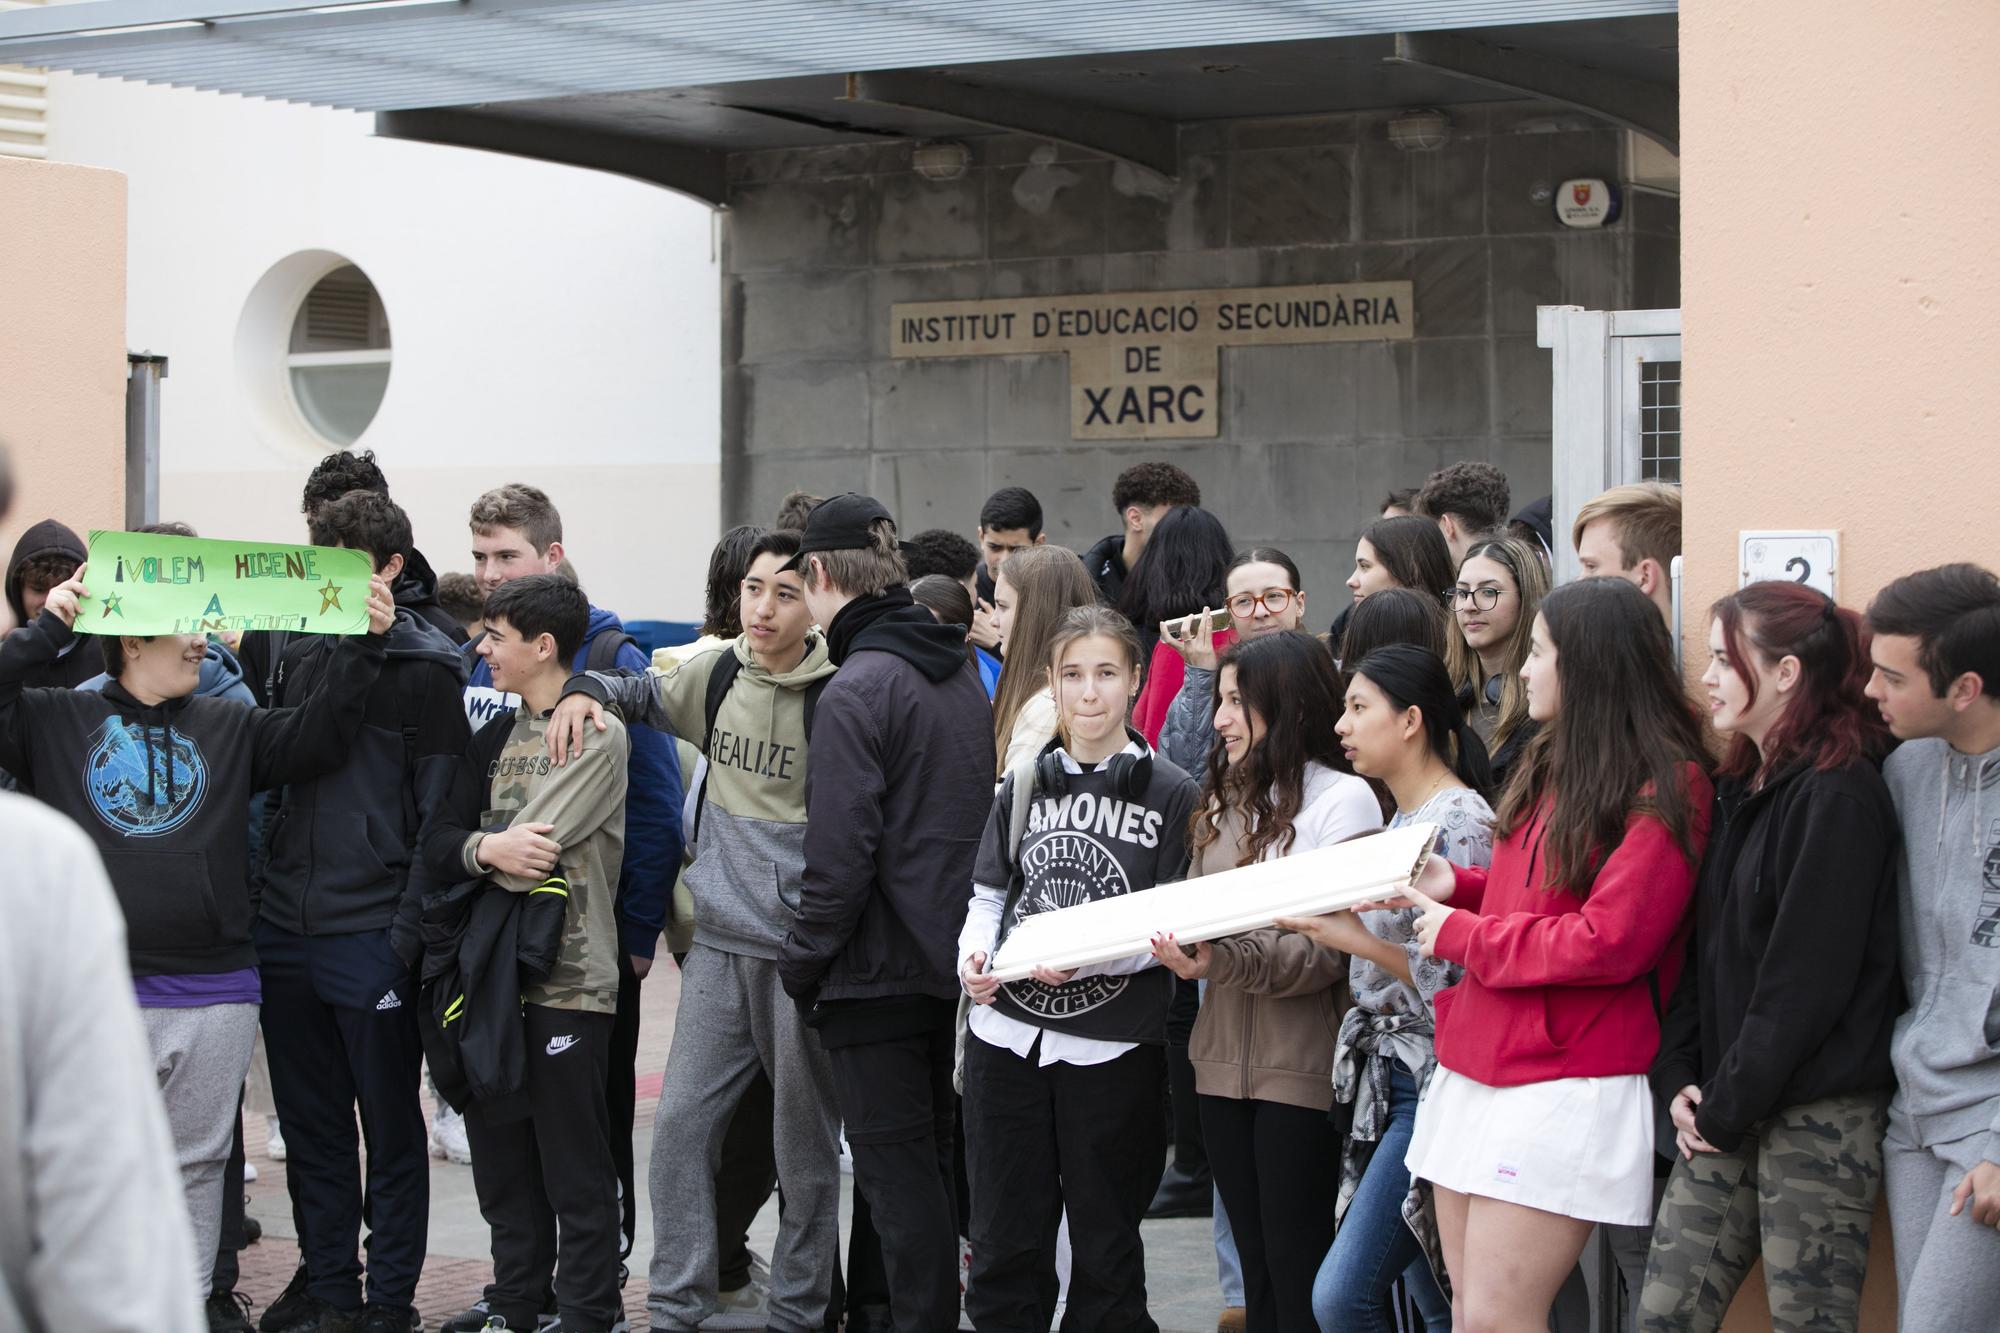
[891,282,1414,440]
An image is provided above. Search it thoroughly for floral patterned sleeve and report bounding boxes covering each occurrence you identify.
[1400,787,1495,1012]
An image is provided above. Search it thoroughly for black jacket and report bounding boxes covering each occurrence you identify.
[416,878,564,1117]
[415,711,564,1115]
[0,611,384,976]
[1653,757,1901,1151]
[394,547,469,646]
[778,589,995,1006]
[3,520,98,691]
[1081,533,1128,607]
[256,607,470,962]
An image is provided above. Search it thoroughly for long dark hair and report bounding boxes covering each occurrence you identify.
[703,524,766,637]
[1195,629,1352,866]
[1711,582,1891,784]
[1352,645,1493,795]
[1362,514,1454,606]
[1495,578,1711,895]
[1120,505,1233,629]
[910,574,975,665]
[1339,586,1452,667]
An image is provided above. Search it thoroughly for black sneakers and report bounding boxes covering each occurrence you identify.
[359,1305,422,1332]
[207,1291,255,1333]
[260,1266,312,1332]
[263,1298,362,1333]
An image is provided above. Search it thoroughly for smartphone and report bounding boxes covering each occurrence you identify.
[1162,607,1232,642]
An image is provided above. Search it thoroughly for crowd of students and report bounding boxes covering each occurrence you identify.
[1,446,1998,1333]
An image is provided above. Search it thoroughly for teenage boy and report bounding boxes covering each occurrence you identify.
[0,562,392,1315]
[247,491,471,1333]
[1413,459,1510,564]
[969,487,1046,655]
[451,483,682,1296]
[430,574,631,1333]
[1571,481,1681,629]
[775,494,996,1333]
[906,529,1000,698]
[1864,562,2000,1333]
[1081,463,1202,606]
[550,528,841,1333]
[3,518,96,687]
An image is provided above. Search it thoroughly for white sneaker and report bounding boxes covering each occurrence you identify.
[707,1273,771,1331]
[430,1105,472,1164]
[266,1115,286,1161]
[244,1159,258,1184]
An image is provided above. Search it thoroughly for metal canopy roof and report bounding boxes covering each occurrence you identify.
[0,0,1674,111]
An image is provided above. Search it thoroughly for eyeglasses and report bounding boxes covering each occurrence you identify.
[1226,588,1298,617]
[1446,586,1504,611]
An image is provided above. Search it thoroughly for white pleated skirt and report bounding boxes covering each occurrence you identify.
[1404,1065,1658,1226]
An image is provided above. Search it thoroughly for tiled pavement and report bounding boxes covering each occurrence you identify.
[231,965,1227,1332]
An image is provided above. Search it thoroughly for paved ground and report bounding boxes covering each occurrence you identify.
[232,964,1230,1332]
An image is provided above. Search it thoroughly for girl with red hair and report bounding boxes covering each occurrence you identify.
[1639,581,1899,1333]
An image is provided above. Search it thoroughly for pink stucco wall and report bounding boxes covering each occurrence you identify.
[1683,4,2000,1328]
[0,156,126,591]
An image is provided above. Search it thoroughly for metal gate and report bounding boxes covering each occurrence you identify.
[1537,304,1683,586]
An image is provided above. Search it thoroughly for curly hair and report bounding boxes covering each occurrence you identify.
[301,449,390,517]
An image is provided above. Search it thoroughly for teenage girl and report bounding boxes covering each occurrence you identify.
[959,605,1199,1333]
[1640,581,1898,1333]
[1277,645,1496,1333]
[989,545,1098,777]
[1393,577,1714,1333]
[1448,535,1549,788]
[1151,629,1383,1332]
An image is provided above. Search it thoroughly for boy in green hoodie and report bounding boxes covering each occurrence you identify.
[549,528,841,1333]
[1864,562,2000,1333]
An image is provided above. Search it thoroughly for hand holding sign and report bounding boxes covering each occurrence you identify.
[43,564,89,629]
[367,574,395,636]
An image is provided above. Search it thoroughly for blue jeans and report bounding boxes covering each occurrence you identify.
[1310,1067,1450,1333]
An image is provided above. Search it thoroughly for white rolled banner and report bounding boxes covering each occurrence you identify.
[988,821,1438,982]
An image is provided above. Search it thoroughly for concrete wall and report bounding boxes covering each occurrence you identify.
[722,102,1678,605]
[1681,3,2000,1329]
[0,155,126,583]
[44,74,721,621]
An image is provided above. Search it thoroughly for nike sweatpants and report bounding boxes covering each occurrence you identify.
[465,1005,622,1333]
[142,1003,261,1293]
[647,945,842,1333]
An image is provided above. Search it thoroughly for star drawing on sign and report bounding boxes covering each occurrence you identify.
[100,593,123,619]
[319,582,343,614]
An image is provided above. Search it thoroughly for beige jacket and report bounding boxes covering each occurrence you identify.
[1187,763,1382,1111]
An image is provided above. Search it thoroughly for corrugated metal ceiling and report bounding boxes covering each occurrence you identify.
[0,0,1675,112]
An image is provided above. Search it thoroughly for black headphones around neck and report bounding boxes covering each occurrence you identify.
[1034,726,1153,802]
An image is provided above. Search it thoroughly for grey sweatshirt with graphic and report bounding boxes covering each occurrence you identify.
[1883,735,2000,1159]
[570,635,836,959]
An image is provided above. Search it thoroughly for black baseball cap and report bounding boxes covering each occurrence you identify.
[777,492,912,572]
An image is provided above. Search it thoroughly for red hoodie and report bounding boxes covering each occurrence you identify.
[1429,765,1714,1087]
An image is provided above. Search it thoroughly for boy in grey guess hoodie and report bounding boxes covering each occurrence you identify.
[1865,563,2000,1333]
[549,529,841,1333]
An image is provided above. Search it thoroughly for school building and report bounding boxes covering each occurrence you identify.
[1,0,1996,1323]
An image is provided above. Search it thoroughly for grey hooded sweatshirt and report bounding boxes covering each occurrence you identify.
[567,633,836,960]
[1884,735,2000,1156]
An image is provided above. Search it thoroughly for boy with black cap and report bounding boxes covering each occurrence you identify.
[775,494,995,1333]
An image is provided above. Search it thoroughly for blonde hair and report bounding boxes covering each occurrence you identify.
[805,518,908,600]
[1572,482,1681,572]
[1455,534,1550,755]
[991,546,1097,776]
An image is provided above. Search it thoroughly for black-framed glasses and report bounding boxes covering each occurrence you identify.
[1226,588,1298,617]
[1446,586,1504,611]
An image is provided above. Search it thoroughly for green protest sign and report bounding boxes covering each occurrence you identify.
[75,530,375,636]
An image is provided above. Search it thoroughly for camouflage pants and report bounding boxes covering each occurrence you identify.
[1638,1090,1888,1333]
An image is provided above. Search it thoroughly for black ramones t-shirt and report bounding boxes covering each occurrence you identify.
[972,751,1199,1044]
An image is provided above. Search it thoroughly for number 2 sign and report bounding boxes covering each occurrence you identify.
[1740,530,1839,598]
